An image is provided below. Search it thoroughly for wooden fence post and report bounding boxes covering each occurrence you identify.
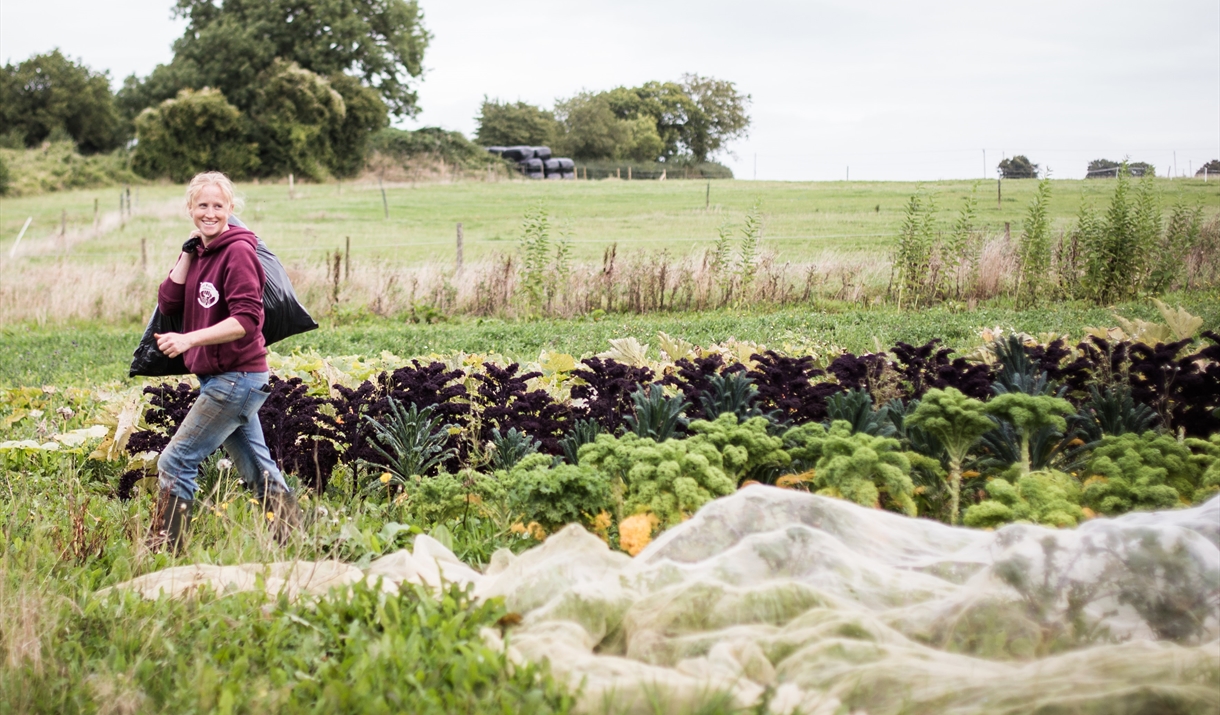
[379,177,389,219]
[456,222,464,272]
[93,198,99,230]
[289,173,295,199]
[345,236,351,281]
[141,238,147,273]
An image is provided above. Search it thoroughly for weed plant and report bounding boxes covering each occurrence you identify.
[0,467,574,714]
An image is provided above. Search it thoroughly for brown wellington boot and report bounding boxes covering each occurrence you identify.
[264,491,301,544]
[147,487,195,554]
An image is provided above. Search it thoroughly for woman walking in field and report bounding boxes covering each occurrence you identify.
[148,171,298,552]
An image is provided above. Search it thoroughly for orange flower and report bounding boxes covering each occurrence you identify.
[619,513,659,556]
[776,470,815,489]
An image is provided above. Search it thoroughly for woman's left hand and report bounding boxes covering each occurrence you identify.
[154,332,193,358]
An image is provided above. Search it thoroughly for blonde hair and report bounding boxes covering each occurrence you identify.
[185,172,244,214]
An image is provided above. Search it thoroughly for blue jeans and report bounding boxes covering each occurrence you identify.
[158,371,289,501]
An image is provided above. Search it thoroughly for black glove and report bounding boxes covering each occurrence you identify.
[182,236,202,253]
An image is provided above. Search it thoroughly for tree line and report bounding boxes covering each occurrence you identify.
[2,0,429,182]
[2,0,750,184]
[475,77,750,166]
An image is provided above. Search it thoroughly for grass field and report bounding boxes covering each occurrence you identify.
[4,175,1218,267]
[3,293,1216,388]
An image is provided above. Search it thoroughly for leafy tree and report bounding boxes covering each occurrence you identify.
[1086,158,1154,178]
[474,99,558,147]
[132,88,259,181]
[123,0,429,118]
[249,60,348,180]
[906,387,994,524]
[326,73,392,177]
[1087,158,1121,178]
[601,77,749,163]
[0,50,122,153]
[678,73,751,164]
[963,470,1084,528]
[1195,159,1220,177]
[553,92,663,161]
[998,155,1038,179]
[603,82,698,161]
[984,393,1074,475]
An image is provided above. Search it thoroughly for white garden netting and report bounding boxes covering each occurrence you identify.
[110,486,1220,715]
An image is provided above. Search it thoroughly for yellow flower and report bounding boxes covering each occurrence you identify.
[619,513,659,557]
[266,511,276,521]
[380,472,392,484]
[249,498,259,504]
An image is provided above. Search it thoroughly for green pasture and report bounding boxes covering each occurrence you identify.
[4,292,1216,388]
[4,176,1218,268]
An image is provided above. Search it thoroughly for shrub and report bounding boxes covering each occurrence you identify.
[133,87,259,181]
[249,60,348,181]
[998,155,1039,179]
[963,470,1085,528]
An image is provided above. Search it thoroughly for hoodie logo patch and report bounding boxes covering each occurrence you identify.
[198,281,219,309]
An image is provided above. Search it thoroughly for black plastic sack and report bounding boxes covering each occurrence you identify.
[129,226,317,378]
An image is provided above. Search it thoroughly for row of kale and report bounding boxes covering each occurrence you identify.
[117,333,1220,498]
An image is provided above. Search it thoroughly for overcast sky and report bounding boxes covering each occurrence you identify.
[3,0,1217,181]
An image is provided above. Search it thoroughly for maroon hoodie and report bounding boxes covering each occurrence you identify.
[158,225,268,376]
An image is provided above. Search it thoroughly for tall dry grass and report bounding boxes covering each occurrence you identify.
[4,221,1215,327]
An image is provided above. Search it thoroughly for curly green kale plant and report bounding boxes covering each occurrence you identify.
[687,413,791,484]
[1082,431,1197,515]
[781,421,831,472]
[502,453,613,533]
[984,393,1074,475]
[963,470,1084,528]
[906,387,994,524]
[578,433,736,527]
[1186,434,1220,503]
[811,422,918,516]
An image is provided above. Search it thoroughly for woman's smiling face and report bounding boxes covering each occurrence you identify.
[191,184,232,243]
